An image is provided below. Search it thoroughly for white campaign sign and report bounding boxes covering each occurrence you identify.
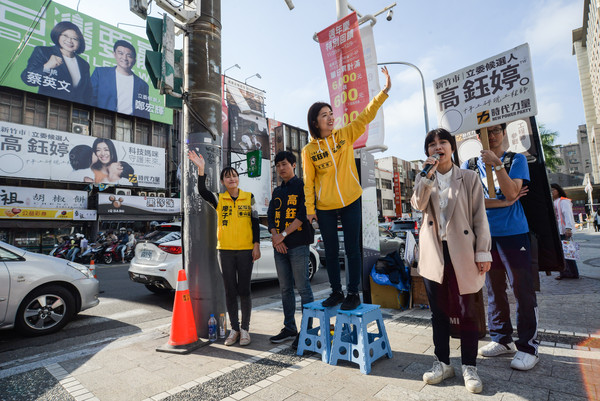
[0,121,166,188]
[361,24,385,149]
[0,186,87,209]
[433,43,537,135]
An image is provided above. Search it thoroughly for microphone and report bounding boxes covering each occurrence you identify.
[420,153,440,177]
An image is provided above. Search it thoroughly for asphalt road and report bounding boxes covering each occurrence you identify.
[0,261,331,370]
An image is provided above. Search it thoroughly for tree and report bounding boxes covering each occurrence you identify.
[538,123,563,173]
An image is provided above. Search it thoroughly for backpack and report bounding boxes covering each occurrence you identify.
[467,151,516,175]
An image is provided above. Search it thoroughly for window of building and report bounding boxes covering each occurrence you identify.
[94,111,114,139]
[48,100,70,132]
[152,122,168,148]
[0,90,23,123]
[72,108,90,125]
[135,119,151,145]
[383,199,394,210]
[376,178,380,187]
[381,179,392,190]
[116,116,133,142]
[24,95,47,128]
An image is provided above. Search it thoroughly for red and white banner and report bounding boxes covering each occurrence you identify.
[317,12,370,149]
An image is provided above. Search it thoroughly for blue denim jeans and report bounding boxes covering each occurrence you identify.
[316,198,362,294]
[487,233,539,355]
[274,245,314,332]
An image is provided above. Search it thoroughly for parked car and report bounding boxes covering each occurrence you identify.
[390,219,419,241]
[0,241,99,336]
[315,226,405,267]
[128,223,320,294]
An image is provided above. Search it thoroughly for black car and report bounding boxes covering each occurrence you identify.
[390,219,419,241]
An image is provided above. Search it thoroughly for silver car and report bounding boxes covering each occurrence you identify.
[0,241,99,336]
[129,223,320,294]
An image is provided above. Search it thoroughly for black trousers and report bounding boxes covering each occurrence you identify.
[423,242,479,366]
[218,249,253,331]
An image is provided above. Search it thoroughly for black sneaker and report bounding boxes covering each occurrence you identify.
[322,291,345,307]
[291,333,300,350]
[269,327,297,343]
[340,292,361,310]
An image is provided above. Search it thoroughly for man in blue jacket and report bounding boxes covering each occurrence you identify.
[267,151,315,348]
[91,40,150,119]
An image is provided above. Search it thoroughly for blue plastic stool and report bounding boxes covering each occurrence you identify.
[329,303,393,374]
[296,300,339,363]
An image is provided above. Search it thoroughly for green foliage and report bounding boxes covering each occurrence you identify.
[538,123,563,172]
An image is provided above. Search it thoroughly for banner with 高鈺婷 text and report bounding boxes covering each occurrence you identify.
[0,121,166,188]
[317,12,370,149]
[433,43,537,135]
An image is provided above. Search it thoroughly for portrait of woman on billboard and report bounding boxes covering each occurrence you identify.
[20,21,92,104]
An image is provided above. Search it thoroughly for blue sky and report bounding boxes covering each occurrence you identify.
[57,0,584,161]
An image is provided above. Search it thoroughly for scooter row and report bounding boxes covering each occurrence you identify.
[49,235,134,264]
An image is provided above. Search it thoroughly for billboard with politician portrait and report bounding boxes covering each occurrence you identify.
[0,0,172,124]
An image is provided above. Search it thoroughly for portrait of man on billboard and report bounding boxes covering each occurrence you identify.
[91,40,150,119]
[20,21,92,104]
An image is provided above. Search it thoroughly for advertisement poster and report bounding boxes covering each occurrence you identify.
[98,193,180,215]
[0,186,87,208]
[433,43,537,135]
[317,12,370,149]
[0,0,172,124]
[0,207,73,220]
[0,121,166,188]
[231,153,271,216]
[225,77,270,159]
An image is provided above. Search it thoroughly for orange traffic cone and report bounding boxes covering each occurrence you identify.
[89,260,97,279]
[156,269,207,354]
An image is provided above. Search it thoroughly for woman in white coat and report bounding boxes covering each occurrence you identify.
[551,183,580,279]
[411,128,492,394]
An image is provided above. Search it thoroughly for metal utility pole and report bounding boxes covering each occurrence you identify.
[181,0,226,338]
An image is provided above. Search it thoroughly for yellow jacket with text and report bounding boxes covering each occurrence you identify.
[302,91,388,214]
[216,190,254,250]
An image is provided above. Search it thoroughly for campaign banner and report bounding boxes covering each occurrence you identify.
[0,121,165,188]
[433,43,537,135]
[225,77,269,159]
[0,186,87,209]
[0,0,172,124]
[0,207,73,220]
[98,193,180,215]
[360,24,385,149]
[317,12,370,149]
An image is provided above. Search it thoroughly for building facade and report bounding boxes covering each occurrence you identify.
[375,156,421,219]
[549,124,593,187]
[573,0,600,183]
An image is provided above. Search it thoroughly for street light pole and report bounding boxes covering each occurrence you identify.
[378,61,430,133]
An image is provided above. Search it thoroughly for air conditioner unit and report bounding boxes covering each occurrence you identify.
[72,122,89,135]
[115,188,131,196]
[139,191,147,197]
[148,192,157,197]
[157,192,166,198]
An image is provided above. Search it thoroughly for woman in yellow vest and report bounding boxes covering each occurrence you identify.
[302,67,391,310]
[189,150,261,346]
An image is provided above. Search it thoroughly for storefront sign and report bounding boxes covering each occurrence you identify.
[0,207,73,220]
[73,209,97,220]
[433,43,537,135]
[0,186,87,209]
[0,121,165,188]
[98,194,180,215]
[317,12,370,149]
[0,0,172,123]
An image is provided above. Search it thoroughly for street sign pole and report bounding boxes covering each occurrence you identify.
[181,0,226,338]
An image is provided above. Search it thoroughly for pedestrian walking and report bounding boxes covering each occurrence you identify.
[188,150,260,347]
[412,128,491,394]
[302,66,391,310]
[551,183,580,279]
[593,210,600,232]
[267,151,314,348]
[462,122,540,371]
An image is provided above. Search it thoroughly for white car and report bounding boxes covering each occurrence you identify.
[129,223,320,294]
[0,241,99,336]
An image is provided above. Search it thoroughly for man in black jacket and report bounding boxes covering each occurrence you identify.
[267,151,314,347]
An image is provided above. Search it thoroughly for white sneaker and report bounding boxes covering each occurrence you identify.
[478,341,516,357]
[423,358,455,384]
[510,351,539,371]
[239,329,251,346]
[462,365,483,393]
[224,329,239,346]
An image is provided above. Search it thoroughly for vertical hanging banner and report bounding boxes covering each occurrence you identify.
[433,43,537,135]
[317,12,370,149]
[360,24,384,149]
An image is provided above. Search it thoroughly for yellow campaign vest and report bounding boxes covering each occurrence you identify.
[216,189,254,250]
